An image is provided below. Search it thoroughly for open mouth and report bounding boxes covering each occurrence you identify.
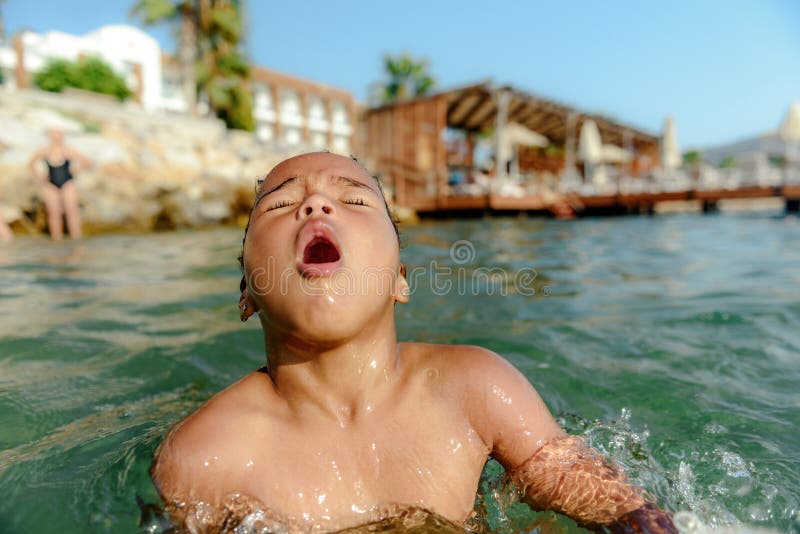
[303,236,341,264]
[296,222,344,277]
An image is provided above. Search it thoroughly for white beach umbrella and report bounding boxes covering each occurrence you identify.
[779,101,800,143]
[504,122,548,148]
[578,119,602,164]
[497,122,548,169]
[601,144,632,164]
[780,101,800,177]
[578,119,606,186]
[662,115,681,171]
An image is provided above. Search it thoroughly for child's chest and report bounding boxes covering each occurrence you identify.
[236,407,490,528]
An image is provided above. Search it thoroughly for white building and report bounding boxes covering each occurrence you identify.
[247,65,356,154]
[0,25,162,111]
[1,24,358,153]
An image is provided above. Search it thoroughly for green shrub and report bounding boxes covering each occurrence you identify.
[683,151,702,165]
[33,57,132,101]
[33,58,74,92]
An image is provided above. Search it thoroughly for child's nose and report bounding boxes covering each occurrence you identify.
[297,193,334,219]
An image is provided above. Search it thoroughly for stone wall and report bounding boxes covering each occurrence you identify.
[0,89,289,234]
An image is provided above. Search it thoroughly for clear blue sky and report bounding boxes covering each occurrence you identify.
[5,0,800,148]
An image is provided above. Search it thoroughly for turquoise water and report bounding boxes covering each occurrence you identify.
[0,212,799,533]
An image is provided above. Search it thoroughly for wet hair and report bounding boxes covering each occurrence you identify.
[237,152,400,292]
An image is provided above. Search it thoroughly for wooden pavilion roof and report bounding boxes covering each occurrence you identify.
[368,81,659,152]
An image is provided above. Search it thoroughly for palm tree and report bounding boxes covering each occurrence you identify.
[0,0,7,42]
[131,0,198,114]
[379,53,435,104]
[195,0,254,130]
[131,0,253,129]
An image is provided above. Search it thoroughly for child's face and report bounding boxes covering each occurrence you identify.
[242,153,407,342]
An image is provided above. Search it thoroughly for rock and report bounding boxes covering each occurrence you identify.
[70,134,129,165]
[24,108,83,133]
[159,145,204,173]
[0,116,47,149]
[0,148,36,167]
[0,89,296,234]
[203,148,242,182]
[1,204,23,223]
[198,199,232,221]
[242,152,284,182]
[392,205,419,224]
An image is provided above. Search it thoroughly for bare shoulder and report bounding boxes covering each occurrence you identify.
[151,370,278,502]
[401,341,522,387]
[402,342,564,468]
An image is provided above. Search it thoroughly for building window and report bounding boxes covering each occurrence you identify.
[332,134,349,155]
[309,95,325,120]
[253,84,273,110]
[279,88,302,126]
[257,123,274,143]
[331,101,349,127]
[283,126,302,147]
[310,131,327,149]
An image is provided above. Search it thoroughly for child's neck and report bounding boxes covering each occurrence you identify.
[262,315,401,426]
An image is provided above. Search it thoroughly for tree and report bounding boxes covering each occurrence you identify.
[0,0,6,43]
[33,57,132,101]
[377,53,435,104]
[683,151,702,165]
[132,0,199,114]
[195,0,254,130]
[131,0,253,130]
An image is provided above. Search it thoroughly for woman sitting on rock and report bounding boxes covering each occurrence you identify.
[28,128,92,240]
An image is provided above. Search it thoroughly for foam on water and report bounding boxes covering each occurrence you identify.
[134,406,793,533]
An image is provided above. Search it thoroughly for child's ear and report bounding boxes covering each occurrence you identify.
[238,287,260,322]
[394,263,409,304]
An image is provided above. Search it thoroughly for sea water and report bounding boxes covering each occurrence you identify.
[0,212,798,533]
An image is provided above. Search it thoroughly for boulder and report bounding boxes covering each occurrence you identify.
[0,89,295,234]
[24,108,83,133]
[70,134,130,166]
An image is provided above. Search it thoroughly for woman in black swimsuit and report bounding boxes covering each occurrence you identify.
[28,129,92,240]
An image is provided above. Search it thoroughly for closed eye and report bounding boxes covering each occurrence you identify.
[343,197,368,206]
[267,199,295,211]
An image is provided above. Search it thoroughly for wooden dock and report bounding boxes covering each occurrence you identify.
[412,185,800,217]
[361,82,800,218]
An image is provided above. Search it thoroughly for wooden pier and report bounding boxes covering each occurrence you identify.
[362,82,800,218]
[409,185,800,218]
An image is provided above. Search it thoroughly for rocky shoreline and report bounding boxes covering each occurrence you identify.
[0,89,290,236]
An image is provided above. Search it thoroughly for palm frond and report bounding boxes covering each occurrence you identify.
[130,0,178,25]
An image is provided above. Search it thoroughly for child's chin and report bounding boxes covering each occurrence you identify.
[296,322,362,345]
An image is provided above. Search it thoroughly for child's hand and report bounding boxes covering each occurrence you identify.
[511,435,676,532]
[610,503,678,534]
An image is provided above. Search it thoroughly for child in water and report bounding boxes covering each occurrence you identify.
[152,152,677,533]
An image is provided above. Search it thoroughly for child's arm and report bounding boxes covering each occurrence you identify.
[463,347,676,532]
[511,435,677,533]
